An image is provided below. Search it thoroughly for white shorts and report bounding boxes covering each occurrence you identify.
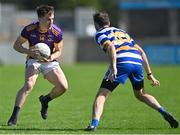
[26,59,60,75]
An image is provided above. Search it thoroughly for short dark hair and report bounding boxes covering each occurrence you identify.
[93,11,110,27]
[36,5,54,18]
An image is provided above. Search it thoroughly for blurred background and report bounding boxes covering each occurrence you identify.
[0,0,180,65]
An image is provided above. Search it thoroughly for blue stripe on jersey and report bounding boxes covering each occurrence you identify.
[117,57,143,63]
[100,37,109,45]
[95,35,98,44]
[119,42,133,46]
[95,33,102,41]
[115,45,120,48]
[103,30,112,36]
[131,40,136,46]
[109,36,116,41]
[95,32,105,44]
[117,49,141,55]
[96,30,111,41]
[113,28,126,33]
[121,37,127,39]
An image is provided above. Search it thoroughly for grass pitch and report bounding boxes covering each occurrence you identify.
[0,63,180,134]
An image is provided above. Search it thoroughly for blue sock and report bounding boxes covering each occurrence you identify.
[158,107,166,115]
[11,106,20,119]
[91,119,99,127]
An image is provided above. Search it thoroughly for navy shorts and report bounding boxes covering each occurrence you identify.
[100,63,144,91]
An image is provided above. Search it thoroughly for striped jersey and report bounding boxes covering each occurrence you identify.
[95,27,143,65]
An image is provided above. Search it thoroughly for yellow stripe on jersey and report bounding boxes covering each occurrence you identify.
[116,45,139,52]
[26,24,38,31]
[102,40,112,48]
[51,28,60,37]
[134,44,140,48]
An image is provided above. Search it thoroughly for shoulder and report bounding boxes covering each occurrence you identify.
[95,27,107,38]
[51,24,62,37]
[24,22,38,32]
[112,27,131,38]
[95,27,114,38]
[111,27,126,34]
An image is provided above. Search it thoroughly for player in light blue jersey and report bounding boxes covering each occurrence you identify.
[86,11,178,131]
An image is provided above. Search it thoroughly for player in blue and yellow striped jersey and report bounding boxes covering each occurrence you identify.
[86,11,178,131]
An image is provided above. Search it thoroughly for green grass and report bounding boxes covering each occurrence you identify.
[0,63,180,134]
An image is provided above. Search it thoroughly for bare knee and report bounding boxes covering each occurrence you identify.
[94,88,111,104]
[62,83,68,92]
[57,83,68,93]
[134,90,146,101]
[135,93,143,101]
[22,82,34,94]
[94,95,106,106]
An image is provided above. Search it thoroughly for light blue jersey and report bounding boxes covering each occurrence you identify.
[95,27,142,65]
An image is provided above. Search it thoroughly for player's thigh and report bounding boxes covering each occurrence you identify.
[100,79,119,92]
[96,87,112,98]
[45,66,68,87]
[129,65,144,90]
[133,87,146,98]
[25,65,39,85]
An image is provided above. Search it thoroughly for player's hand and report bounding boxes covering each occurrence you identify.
[147,74,160,87]
[107,66,117,82]
[28,48,41,59]
[40,55,53,62]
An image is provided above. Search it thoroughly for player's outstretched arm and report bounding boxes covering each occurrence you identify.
[135,44,160,87]
[105,41,117,82]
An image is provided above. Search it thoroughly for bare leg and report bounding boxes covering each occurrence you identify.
[15,66,39,107]
[8,66,39,126]
[39,67,68,119]
[86,88,111,130]
[133,88,161,110]
[92,88,111,120]
[45,67,68,99]
[133,88,179,128]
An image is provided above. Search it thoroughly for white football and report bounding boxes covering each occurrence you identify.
[34,43,51,59]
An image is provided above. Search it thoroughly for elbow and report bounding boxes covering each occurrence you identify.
[57,51,61,57]
[107,45,114,52]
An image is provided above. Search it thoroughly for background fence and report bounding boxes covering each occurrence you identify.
[0,0,180,65]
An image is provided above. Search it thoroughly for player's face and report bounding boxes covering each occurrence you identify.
[39,11,54,29]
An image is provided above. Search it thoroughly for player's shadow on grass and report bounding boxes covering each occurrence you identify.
[0,125,85,132]
[100,127,167,130]
[0,125,167,133]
